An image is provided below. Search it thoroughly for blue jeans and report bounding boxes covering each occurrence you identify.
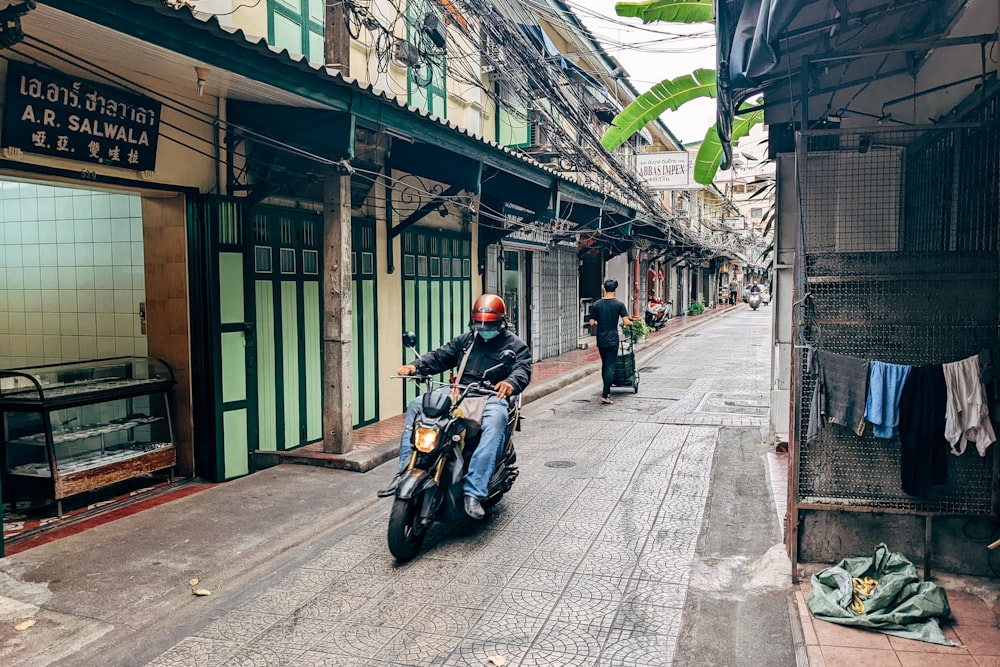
[397,387,509,500]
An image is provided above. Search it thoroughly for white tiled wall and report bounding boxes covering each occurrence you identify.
[0,180,147,369]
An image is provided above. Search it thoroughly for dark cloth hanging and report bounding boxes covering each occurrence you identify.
[897,364,949,498]
[977,344,1000,423]
[807,350,870,441]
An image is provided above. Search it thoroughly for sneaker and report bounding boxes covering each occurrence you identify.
[463,495,485,520]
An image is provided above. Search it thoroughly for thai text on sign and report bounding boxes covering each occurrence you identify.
[3,60,162,171]
[635,151,691,189]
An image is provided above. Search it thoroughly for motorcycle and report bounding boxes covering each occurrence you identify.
[644,297,672,330]
[386,331,521,562]
[748,291,762,310]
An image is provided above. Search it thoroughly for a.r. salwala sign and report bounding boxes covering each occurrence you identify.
[3,60,162,171]
[636,151,691,190]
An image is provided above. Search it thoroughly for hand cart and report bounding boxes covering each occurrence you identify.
[612,337,639,393]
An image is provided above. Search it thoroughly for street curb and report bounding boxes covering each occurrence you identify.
[258,308,742,474]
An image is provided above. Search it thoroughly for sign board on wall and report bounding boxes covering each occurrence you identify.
[502,202,552,249]
[3,61,162,171]
[636,151,690,189]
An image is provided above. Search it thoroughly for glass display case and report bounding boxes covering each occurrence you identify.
[0,357,176,515]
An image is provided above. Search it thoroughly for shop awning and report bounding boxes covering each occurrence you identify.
[715,0,986,169]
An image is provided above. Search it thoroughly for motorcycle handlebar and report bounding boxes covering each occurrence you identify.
[389,375,501,397]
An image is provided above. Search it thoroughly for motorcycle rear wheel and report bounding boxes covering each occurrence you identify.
[387,495,426,562]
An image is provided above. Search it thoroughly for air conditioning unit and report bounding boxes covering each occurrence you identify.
[482,34,505,73]
[393,40,421,68]
[423,12,447,49]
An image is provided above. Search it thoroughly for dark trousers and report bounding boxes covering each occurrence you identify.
[599,345,618,397]
[729,292,737,305]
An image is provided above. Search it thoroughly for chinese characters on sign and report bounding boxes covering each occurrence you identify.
[635,151,691,189]
[2,61,161,171]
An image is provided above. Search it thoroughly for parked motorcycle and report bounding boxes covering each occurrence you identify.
[387,331,521,562]
[644,297,672,330]
[748,291,762,310]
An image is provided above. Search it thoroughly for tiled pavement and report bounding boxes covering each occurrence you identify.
[13,302,994,667]
[144,306,760,667]
[148,418,721,666]
[143,303,1000,667]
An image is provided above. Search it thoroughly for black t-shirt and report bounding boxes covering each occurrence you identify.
[589,298,628,348]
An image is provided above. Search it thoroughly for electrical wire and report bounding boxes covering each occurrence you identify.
[17,0,725,252]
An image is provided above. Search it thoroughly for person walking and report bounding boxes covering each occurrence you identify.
[729,279,739,305]
[588,279,633,405]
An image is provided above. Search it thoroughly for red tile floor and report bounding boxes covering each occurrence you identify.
[795,583,1000,667]
[768,453,1000,666]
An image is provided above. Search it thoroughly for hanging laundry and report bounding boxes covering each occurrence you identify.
[865,361,912,439]
[942,354,996,457]
[898,364,949,498]
[807,350,870,441]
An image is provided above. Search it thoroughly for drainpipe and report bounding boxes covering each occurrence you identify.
[633,250,640,317]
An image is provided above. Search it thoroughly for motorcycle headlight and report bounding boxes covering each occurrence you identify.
[414,427,440,453]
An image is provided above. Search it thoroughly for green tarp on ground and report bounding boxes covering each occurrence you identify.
[807,543,955,646]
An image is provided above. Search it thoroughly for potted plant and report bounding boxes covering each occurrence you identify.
[621,319,653,342]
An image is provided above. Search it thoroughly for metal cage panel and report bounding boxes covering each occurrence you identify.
[794,124,999,517]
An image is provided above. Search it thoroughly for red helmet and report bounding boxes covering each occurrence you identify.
[471,294,507,331]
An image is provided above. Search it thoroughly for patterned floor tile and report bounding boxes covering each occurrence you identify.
[531,621,604,657]
[308,623,401,658]
[295,591,368,620]
[398,603,483,636]
[469,609,548,644]
[444,639,530,667]
[194,610,283,643]
[145,637,239,667]
[218,641,307,667]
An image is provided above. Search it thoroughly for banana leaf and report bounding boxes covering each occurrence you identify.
[601,68,717,152]
[615,0,715,23]
[693,106,764,185]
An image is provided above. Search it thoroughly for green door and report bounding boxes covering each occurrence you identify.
[352,218,378,427]
[251,206,322,451]
[401,229,472,407]
[204,198,257,480]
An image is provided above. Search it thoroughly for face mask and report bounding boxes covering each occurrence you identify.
[478,329,500,340]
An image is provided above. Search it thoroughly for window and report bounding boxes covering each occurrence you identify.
[407,0,447,116]
[751,207,763,218]
[269,0,325,65]
[497,83,529,148]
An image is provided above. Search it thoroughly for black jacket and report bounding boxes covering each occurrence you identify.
[413,330,532,395]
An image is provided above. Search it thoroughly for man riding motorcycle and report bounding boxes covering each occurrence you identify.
[377,294,532,519]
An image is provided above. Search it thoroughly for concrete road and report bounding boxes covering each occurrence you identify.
[141,306,793,667]
[2,305,797,666]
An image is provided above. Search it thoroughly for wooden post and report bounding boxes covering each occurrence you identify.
[323,171,353,453]
[325,0,350,74]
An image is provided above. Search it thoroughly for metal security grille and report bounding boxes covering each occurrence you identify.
[535,245,579,360]
[793,123,1000,517]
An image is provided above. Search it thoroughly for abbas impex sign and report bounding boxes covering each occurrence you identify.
[635,151,691,189]
[3,61,161,171]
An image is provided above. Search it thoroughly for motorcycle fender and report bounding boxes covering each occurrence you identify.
[396,469,438,500]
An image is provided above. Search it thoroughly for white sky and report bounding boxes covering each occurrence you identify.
[562,0,718,145]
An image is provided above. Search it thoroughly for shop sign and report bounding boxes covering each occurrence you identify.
[636,151,690,189]
[502,202,552,248]
[3,61,161,171]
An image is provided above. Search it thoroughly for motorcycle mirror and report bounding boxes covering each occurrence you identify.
[499,349,516,368]
[402,331,417,349]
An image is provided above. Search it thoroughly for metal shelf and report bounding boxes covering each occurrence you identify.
[9,416,166,446]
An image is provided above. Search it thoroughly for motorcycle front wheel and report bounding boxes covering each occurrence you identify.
[387,495,426,562]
